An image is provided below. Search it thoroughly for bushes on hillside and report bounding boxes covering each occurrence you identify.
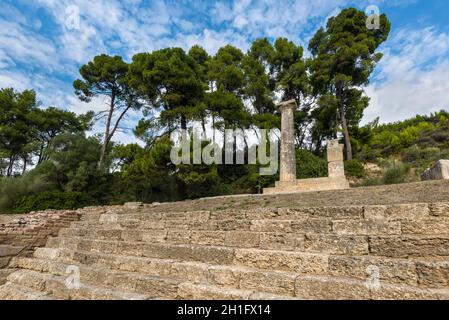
[12,191,94,213]
[383,162,412,185]
[296,149,328,179]
[344,160,366,178]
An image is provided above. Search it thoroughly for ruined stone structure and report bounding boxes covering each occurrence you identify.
[1,180,449,300]
[421,160,449,181]
[264,99,349,194]
[0,209,84,285]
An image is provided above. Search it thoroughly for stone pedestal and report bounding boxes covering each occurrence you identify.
[327,140,346,178]
[421,160,449,181]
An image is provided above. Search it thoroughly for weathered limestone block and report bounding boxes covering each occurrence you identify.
[250,220,292,233]
[99,214,118,223]
[216,220,250,231]
[295,275,372,300]
[327,140,345,178]
[401,218,449,235]
[429,203,449,216]
[190,220,218,231]
[224,231,260,247]
[291,218,332,233]
[141,230,167,243]
[166,220,190,230]
[239,270,297,296]
[281,206,364,219]
[328,161,345,178]
[210,210,246,220]
[177,282,251,300]
[134,276,179,299]
[369,236,449,258]
[141,220,165,230]
[190,231,226,245]
[207,265,241,287]
[304,234,369,255]
[415,261,449,288]
[166,230,191,244]
[233,249,329,274]
[421,160,449,181]
[327,140,344,162]
[364,203,430,220]
[0,245,24,257]
[170,261,209,283]
[259,232,304,251]
[332,219,402,235]
[328,255,417,286]
[0,257,11,268]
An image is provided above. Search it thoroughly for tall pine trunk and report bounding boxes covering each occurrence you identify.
[99,92,116,170]
[180,115,187,130]
[22,157,27,175]
[337,85,353,160]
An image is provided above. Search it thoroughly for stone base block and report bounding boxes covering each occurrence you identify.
[421,160,449,181]
[263,177,350,195]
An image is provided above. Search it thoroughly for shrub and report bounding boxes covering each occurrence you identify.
[361,177,383,186]
[344,160,366,178]
[383,162,411,185]
[0,172,55,214]
[296,149,328,179]
[12,191,95,213]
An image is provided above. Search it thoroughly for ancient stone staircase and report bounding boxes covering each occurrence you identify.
[1,181,449,300]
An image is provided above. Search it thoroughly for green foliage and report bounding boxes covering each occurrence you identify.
[13,191,94,214]
[358,110,449,160]
[308,8,391,159]
[296,149,328,179]
[383,162,411,185]
[344,160,366,178]
[0,172,55,213]
[74,54,142,169]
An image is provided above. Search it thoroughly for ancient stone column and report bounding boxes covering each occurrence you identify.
[327,140,345,178]
[278,100,297,182]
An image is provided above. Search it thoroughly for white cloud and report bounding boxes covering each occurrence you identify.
[0,19,58,70]
[364,27,449,124]
[1,0,448,144]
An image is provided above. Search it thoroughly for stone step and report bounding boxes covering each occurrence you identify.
[36,239,449,289]
[70,216,418,236]
[71,214,449,237]
[9,258,181,299]
[79,205,367,223]
[0,268,16,285]
[51,229,449,258]
[4,269,153,300]
[79,202,449,224]
[48,232,372,256]
[12,256,298,297]
[0,282,58,300]
[8,257,295,300]
[12,256,449,300]
[177,282,296,300]
[294,275,449,300]
[9,255,449,300]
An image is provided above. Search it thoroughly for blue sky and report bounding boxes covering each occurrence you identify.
[1,0,448,144]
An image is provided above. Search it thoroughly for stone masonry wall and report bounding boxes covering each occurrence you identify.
[421,160,449,181]
[0,209,85,284]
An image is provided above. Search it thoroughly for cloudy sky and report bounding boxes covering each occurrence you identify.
[0,0,448,143]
